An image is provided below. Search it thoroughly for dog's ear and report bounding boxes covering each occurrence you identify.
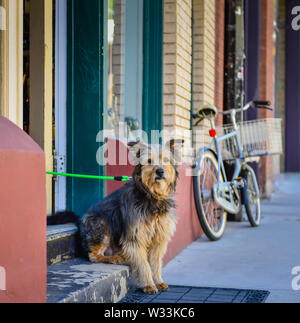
[128,139,148,161]
[166,139,185,155]
[165,139,185,163]
[127,140,140,148]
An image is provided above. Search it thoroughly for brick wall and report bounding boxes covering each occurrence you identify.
[163,0,221,155]
[163,0,224,157]
[192,0,216,150]
[161,0,279,196]
[163,0,192,147]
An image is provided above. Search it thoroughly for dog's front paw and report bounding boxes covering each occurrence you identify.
[156,282,169,291]
[109,256,125,265]
[142,285,158,294]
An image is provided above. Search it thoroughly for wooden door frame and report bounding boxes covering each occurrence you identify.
[30,0,53,214]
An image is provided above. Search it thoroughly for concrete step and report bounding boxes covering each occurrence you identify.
[47,225,79,266]
[47,258,133,303]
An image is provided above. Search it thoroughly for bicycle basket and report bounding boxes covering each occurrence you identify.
[216,118,283,160]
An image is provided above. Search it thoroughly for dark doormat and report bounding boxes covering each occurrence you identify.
[119,285,270,303]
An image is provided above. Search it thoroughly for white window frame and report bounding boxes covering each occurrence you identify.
[54,0,67,211]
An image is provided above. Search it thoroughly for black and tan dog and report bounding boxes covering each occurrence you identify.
[49,139,184,294]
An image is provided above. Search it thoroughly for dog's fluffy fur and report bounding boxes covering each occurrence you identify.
[50,139,183,294]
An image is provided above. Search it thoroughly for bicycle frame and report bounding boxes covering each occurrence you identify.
[193,100,269,237]
[214,133,244,214]
[196,112,245,214]
[194,102,265,215]
[214,128,243,182]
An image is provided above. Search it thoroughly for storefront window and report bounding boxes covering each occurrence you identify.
[105,0,143,139]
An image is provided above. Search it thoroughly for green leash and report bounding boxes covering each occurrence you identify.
[46,171,131,182]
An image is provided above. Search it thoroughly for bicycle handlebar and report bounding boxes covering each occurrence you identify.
[253,100,271,107]
[218,100,273,115]
[218,102,251,115]
[192,100,273,123]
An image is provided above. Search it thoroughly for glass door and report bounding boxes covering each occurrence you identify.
[104,0,144,140]
[66,0,163,212]
[67,0,104,216]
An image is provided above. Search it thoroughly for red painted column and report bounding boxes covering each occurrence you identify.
[163,165,203,266]
[106,137,133,195]
[259,0,275,197]
[0,117,47,303]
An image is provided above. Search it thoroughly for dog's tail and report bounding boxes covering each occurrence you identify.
[47,211,79,226]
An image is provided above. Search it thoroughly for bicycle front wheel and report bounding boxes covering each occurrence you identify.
[243,164,261,227]
[193,150,227,241]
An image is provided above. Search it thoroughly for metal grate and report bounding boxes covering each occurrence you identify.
[119,285,270,303]
[217,118,283,160]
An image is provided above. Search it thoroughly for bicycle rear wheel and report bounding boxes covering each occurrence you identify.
[243,164,261,227]
[193,150,227,241]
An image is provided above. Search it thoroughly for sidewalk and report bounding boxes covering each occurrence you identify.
[163,173,300,303]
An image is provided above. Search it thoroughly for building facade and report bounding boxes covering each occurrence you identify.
[0,0,298,219]
[1,0,300,303]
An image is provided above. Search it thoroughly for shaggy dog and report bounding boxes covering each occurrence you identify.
[48,139,184,294]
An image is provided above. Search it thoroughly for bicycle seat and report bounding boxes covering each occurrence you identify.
[197,104,218,120]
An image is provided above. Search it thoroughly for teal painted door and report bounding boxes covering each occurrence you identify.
[67,0,104,215]
[143,0,163,137]
[66,0,163,215]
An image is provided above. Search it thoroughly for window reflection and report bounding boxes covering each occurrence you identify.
[106,0,143,139]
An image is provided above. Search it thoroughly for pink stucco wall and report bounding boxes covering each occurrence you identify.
[0,117,47,303]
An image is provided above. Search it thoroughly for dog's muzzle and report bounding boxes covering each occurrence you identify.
[155,168,165,180]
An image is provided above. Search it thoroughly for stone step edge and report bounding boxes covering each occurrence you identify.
[47,258,134,303]
[47,224,78,242]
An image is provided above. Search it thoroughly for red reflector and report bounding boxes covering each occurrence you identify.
[209,129,216,138]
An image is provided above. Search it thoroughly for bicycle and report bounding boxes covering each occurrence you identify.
[192,100,281,241]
